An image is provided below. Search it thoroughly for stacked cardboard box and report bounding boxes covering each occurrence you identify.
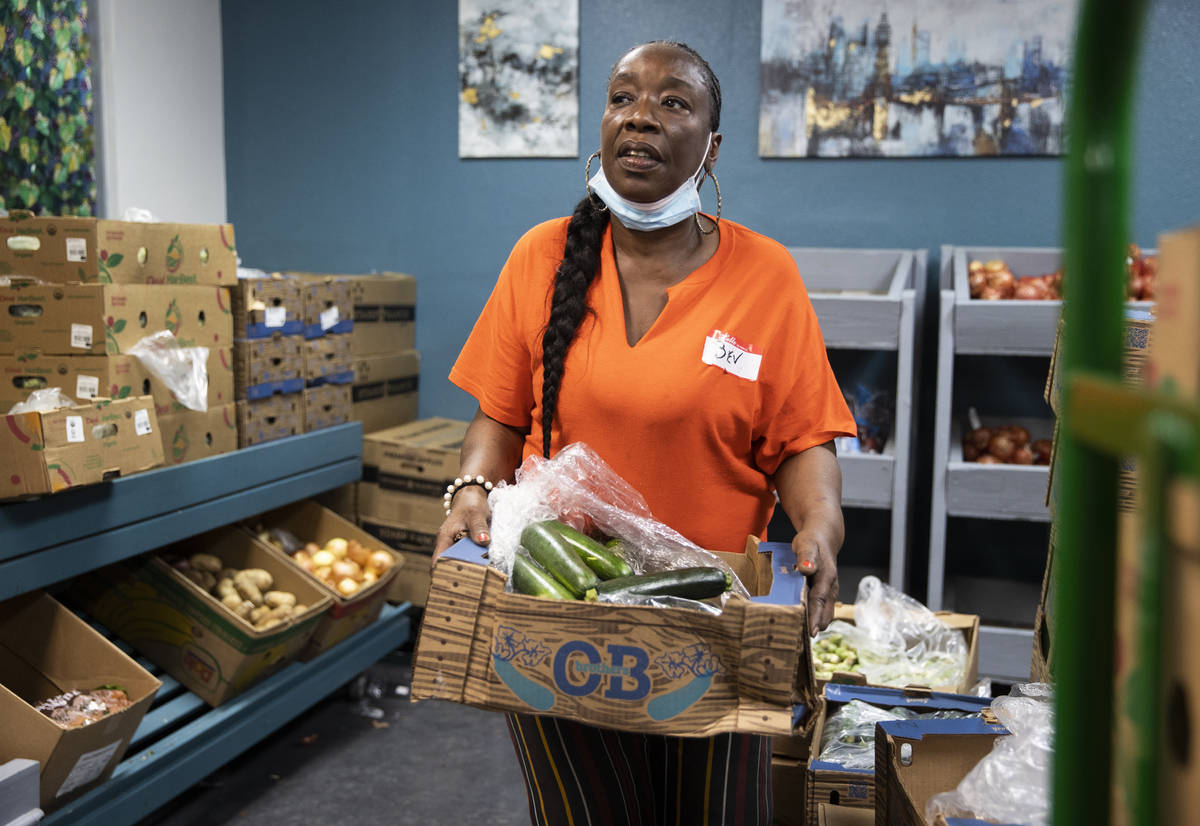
[231,275,303,446]
[289,275,354,433]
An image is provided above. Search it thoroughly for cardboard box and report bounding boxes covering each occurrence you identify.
[1146,226,1200,394]
[231,275,303,338]
[0,282,233,356]
[0,592,161,811]
[358,483,444,532]
[314,482,358,523]
[411,536,818,737]
[236,394,301,447]
[158,403,238,466]
[234,336,303,400]
[351,349,419,434]
[303,334,353,383]
[874,717,1008,826]
[816,605,980,696]
[345,273,416,355]
[0,347,234,418]
[807,684,990,823]
[363,417,468,498]
[290,275,353,339]
[773,697,824,761]
[71,528,332,707]
[818,804,874,825]
[243,501,402,660]
[1045,309,1154,415]
[0,213,236,285]
[303,384,351,432]
[358,514,436,607]
[773,755,808,826]
[1,396,164,500]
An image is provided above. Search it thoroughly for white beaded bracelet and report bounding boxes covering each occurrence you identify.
[443,474,494,516]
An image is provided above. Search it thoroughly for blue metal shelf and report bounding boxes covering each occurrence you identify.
[42,603,412,826]
[0,424,363,601]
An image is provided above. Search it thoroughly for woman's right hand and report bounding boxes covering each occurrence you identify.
[433,485,492,565]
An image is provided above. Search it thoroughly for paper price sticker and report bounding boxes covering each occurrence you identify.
[76,374,100,399]
[66,236,88,262]
[265,305,287,328]
[56,740,122,798]
[70,323,93,350]
[701,329,762,381]
[320,306,340,330]
[65,415,85,443]
[134,408,153,436]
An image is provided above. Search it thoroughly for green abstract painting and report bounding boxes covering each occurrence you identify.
[1,0,95,216]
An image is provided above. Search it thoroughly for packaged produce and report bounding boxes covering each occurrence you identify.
[817,698,977,770]
[34,688,132,729]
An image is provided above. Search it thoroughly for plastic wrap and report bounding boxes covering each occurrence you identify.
[121,207,156,222]
[7,387,76,414]
[487,442,751,601]
[817,700,976,770]
[925,683,1054,826]
[128,330,209,412]
[812,577,968,688]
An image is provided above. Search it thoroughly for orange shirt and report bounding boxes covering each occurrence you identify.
[450,217,855,554]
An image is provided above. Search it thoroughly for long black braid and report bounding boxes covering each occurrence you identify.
[539,42,722,458]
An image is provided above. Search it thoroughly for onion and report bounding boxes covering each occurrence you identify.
[325,537,349,559]
[368,550,394,573]
[979,286,1006,300]
[987,432,1016,460]
[969,270,987,298]
[336,578,359,596]
[963,442,980,461]
[1032,439,1053,464]
[977,454,1002,465]
[1014,282,1044,300]
[1012,445,1035,465]
[968,427,993,451]
[331,559,362,581]
[984,259,1007,273]
[347,541,371,566]
[1003,425,1031,448]
[969,259,985,273]
[311,549,336,568]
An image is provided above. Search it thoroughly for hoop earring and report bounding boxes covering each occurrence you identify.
[695,173,721,235]
[584,150,608,212]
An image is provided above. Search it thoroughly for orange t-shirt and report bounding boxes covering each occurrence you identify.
[450,217,856,554]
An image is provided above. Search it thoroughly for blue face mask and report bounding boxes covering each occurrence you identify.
[588,134,712,232]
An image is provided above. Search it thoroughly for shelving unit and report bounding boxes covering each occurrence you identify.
[1,423,413,822]
[788,247,924,589]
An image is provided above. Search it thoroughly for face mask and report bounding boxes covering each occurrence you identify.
[588,133,712,232]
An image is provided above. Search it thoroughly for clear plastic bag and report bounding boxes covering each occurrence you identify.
[487,442,751,601]
[8,387,76,414]
[128,330,209,412]
[815,576,968,689]
[925,683,1054,826]
[817,700,976,770]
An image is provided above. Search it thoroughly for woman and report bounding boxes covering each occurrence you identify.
[435,41,855,826]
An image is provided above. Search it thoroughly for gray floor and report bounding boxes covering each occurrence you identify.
[136,647,531,826]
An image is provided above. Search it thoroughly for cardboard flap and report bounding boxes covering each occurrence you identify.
[410,550,495,703]
[733,600,807,708]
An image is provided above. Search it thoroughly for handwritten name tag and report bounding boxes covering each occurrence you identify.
[701,329,762,381]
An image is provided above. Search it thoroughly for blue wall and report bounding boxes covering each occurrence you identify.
[222,0,1199,422]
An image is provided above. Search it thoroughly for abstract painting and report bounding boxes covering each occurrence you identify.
[759,0,1077,157]
[459,0,578,158]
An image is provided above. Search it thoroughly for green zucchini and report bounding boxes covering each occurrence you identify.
[543,521,633,580]
[520,522,600,599]
[591,566,732,602]
[511,548,575,600]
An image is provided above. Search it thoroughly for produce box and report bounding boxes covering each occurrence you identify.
[0,281,233,356]
[1045,309,1153,416]
[0,212,235,285]
[234,336,303,399]
[290,275,353,339]
[351,349,419,434]
[303,384,352,432]
[773,754,808,826]
[158,403,238,466]
[244,500,402,660]
[1,396,164,500]
[807,684,990,824]
[344,272,416,355]
[1147,225,1199,394]
[815,604,979,695]
[874,717,1008,826]
[236,393,301,447]
[314,482,358,524]
[71,528,332,707]
[357,514,436,607]
[362,417,468,497]
[411,535,817,737]
[0,592,161,811]
[0,347,234,418]
[231,275,303,338]
[302,333,353,384]
[818,804,874,825]
[359,482,444,532]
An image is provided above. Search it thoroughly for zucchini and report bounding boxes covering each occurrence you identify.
[591,566,732,601]
[520,522,600,599]
[511,548,575,600]
[542,521,633,580]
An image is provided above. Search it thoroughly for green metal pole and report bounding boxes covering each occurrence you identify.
[1055,1,1148,825]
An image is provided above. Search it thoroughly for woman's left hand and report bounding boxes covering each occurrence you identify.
[793,529,838,636]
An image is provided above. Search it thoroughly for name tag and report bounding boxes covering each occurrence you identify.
[701,329,761,381]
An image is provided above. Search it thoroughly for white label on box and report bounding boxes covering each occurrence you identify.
[700,329,762,381]
[65,415,85,443]
[70,323,93,350]
[56,739,122,798]
[76,374,100,399]
[320,306,340,330]
[265,305,287,328]
[134,408,153,436]
[66,236,87,262]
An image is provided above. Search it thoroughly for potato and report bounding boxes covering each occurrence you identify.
[234,570,265,606]
[241,569,273,590]
[264,590,296,609]
[249,605,272,624]
[184,568,216,591]
[216,577,238,601]
[189,553,223,573]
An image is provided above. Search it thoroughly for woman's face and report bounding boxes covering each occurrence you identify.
[600,44,719,204]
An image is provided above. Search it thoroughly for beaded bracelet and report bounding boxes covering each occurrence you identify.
[443,474,494,516]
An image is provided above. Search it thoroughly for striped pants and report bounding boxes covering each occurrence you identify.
[506,713,772,826]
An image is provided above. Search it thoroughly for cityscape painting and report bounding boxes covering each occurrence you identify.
[759,0,1077,157]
